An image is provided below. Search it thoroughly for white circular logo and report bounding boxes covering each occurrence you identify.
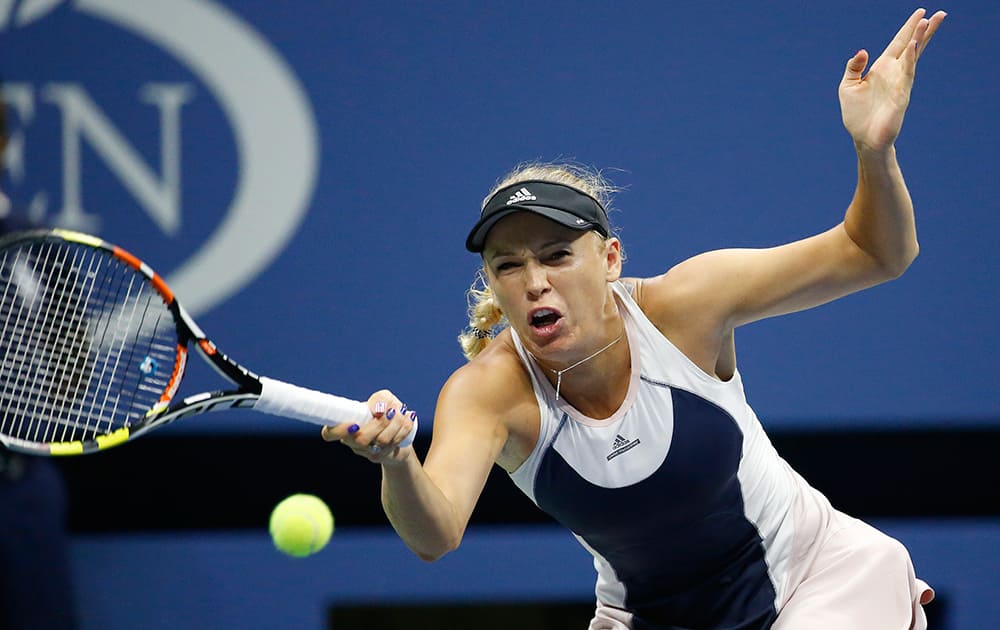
[3,0,319,316]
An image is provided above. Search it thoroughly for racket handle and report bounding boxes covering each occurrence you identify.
[255,377,417,448]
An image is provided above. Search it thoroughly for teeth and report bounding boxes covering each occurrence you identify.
[531,308,559,326]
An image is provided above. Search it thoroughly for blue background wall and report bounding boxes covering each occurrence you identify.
[70,521,1000,630]
[3,0,996,430]
[2,1,998,628]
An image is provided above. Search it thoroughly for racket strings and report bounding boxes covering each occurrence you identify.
[0,242,77,441]
[17,242,91,442]
[24,242,104,443]
[2,241,98,442]
[0,239,179,446]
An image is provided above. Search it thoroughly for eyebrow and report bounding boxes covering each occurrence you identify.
[486,238,573,260]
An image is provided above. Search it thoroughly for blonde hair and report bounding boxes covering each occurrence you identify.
[457,161,620,360]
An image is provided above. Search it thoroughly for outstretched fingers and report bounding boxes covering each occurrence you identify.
[881,9,948,62]
[902,21,925,78]
[881,8,927,60]
[916,10,947,58]
[902,10,947,77]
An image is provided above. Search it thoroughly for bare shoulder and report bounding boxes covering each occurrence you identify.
[436,329,540,472]
[620,270,731,376]
[621,267,721,333]
[442,329,528,400]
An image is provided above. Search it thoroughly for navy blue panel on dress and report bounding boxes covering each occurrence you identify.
[534,383,778,629]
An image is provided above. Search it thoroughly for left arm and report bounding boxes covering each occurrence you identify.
[641,9,946,337]
[838,8,946,277]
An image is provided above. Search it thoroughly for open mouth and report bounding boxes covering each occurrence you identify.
[529,307,563,330]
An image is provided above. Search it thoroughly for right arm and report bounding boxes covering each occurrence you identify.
[381,365,507,561]
[324,345,531,561]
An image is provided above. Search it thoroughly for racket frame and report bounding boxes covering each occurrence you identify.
[0,229,359,456]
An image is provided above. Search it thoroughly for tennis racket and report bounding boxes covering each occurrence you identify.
[0,228,417,456]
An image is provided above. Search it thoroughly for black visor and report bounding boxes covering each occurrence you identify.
[465,180,610,253]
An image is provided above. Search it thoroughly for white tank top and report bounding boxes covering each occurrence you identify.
[507,281,834,628]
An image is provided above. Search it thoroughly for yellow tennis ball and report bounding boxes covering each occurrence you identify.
[268,494,334,557]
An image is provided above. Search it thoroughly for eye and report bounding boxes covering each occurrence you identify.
[548,249,571,262]
[495,260,520,272]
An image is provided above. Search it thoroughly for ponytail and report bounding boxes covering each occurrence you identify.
[457,271,504,360]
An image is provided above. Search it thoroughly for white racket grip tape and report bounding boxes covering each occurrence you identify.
[255,378,417,448]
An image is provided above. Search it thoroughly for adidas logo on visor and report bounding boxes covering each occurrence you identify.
[506,187,537,205]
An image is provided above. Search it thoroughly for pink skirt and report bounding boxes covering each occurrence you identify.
[589,513,933,630]
[772,514,934,630]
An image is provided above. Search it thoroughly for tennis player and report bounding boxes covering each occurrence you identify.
[324,9,945,629]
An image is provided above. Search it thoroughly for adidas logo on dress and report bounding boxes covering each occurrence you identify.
[607,433,641,461]
[506,187,537,205]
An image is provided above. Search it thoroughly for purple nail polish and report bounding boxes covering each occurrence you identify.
[400,403,408,415]
[348,424,360,434]
[386,408,396,420]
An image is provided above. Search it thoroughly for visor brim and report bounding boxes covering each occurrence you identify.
[465,205,604,253]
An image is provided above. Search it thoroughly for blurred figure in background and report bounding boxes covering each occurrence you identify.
[0,80,78,630]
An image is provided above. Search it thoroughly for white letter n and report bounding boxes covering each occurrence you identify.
[42,83,194,234]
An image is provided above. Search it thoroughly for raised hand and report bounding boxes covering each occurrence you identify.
[839,8,946,152]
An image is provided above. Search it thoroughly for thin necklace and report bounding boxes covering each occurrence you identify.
[538,331,624,401]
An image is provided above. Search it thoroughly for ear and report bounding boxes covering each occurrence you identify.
[603,237,623,282]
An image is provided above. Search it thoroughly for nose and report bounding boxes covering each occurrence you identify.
[524,261,550,300]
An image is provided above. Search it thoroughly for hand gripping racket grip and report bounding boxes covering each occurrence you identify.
[254,378,418,448]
